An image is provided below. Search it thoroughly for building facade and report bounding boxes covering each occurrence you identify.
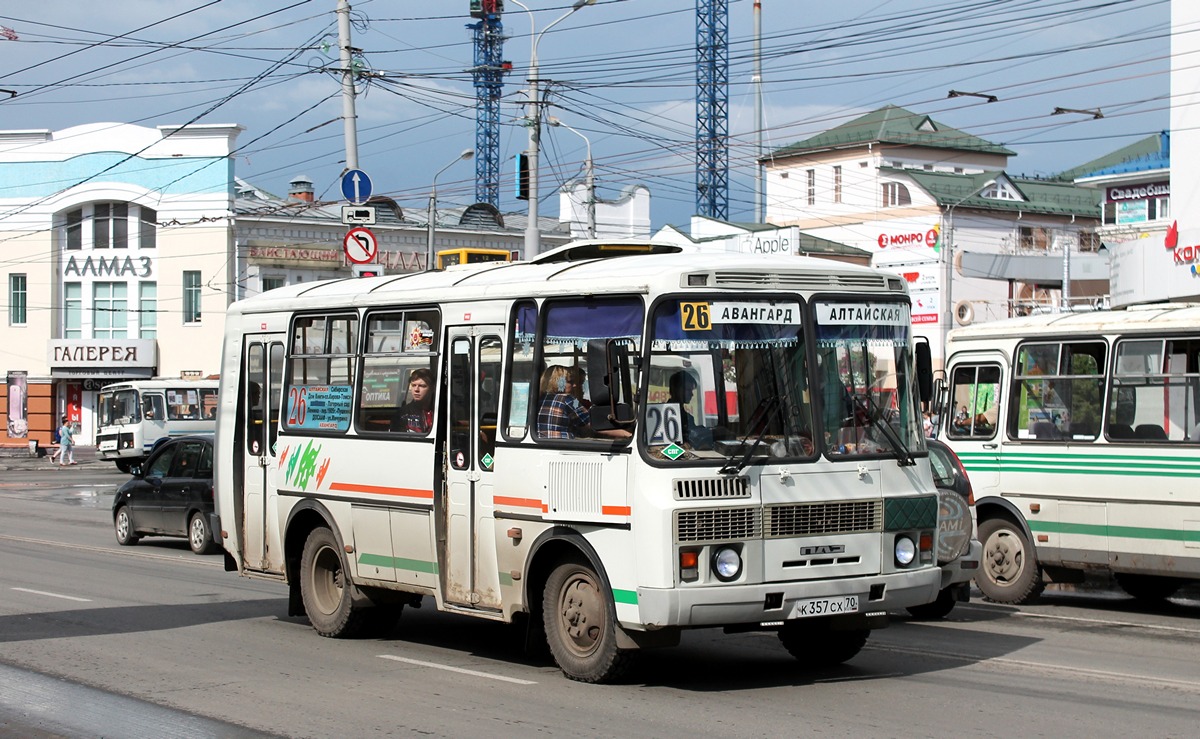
[0,122,241,447]
[761,106,1103,364]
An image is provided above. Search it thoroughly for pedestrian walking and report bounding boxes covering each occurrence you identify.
[56,415,76,466]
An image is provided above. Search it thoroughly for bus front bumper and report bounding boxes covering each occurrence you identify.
[633,567,941,629]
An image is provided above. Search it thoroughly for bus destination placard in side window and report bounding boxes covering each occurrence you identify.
[287,385,353,431]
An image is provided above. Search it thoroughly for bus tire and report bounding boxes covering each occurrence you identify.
[1114,573,1181,602]
[300,526,368,638]
[976,517,1041,604]
[542,559,632,683]
[906,585,958,620]
[116,460,133,474]
[778,618,869,667]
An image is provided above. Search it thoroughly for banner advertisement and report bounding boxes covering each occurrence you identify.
[6,371,28,438]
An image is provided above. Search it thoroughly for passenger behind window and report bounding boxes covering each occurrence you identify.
[668,370,714,450]
[537,365,630,441]
[394,368,434,433]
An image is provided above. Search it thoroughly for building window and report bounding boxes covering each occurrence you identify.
[140,282,157,338]
[882,182,911,207]
[183,271,202,323]
[139,207,157,249]
[806,169,816,205]
[9,274,26,325]
[833,165,842,204]
[262,276,286,292]
[93,282,128,339]
[61,202,155,250]
[64,282,82,338]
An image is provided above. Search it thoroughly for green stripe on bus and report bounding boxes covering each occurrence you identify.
[499,572,514,586]
[358,553,440,574]
[963,465,1199,478]
[612,589,638,605]
[1028,520,1200,543]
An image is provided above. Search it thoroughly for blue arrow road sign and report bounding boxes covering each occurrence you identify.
[341,169,373,204]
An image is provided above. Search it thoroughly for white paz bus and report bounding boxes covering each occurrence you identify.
[97,379,219,472]
[214,242,946,682]
[938,304,1200,604]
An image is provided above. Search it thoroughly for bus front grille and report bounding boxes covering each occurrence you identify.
[765,500,881,538]
[675,507,760,543]
[674,477,750,500]
[710,271,889,291]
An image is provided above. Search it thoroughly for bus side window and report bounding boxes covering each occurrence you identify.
[947,364,1001,440]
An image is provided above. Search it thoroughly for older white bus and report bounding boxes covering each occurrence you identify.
[97,379,219,472]
[214,242,945,682]
[938,304,1200,604]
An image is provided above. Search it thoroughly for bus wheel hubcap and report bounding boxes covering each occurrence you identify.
[560,572,602,656]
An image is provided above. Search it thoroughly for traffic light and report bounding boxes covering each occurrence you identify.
[351,264,383,278]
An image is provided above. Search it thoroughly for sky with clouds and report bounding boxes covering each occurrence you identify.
[0,0,1173,229]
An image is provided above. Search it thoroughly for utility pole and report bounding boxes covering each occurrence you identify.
[337,0,359,170]
[753,0,763,223]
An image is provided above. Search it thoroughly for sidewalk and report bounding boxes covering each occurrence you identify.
[0,445,105,472]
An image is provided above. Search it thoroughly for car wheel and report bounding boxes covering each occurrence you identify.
[299,527,371,638]
[1114,573,1182,602]
[542,558,632,683]
[906,586,958,620]
[188,512,217,555]
[778,618,869,667]
[114,506,140,546]
[976,517,1042,604]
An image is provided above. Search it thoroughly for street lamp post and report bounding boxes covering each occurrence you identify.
[426,149,474,272]
[548,117,594,238]
[510,0,596,258]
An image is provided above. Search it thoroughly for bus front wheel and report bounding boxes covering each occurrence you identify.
[977,517,1041,604]
[543,559,632,683]
[300,527,368,638]
[115,460,133,474]
[778,618,868,667]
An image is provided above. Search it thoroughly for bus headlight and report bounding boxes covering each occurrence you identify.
[712,546,742,581]
[894,536,916,566]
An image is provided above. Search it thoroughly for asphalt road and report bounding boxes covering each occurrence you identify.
[2,458,1199,737]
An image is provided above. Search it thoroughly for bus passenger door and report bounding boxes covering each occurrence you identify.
[943,357,1004,494]
[441,327,503,611]
[241,336,286,574]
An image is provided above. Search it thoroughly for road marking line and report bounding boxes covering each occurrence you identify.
[0,534,223,568]
[11,587,91,602]
[1007,608,1200,634]
[378,655,536,685]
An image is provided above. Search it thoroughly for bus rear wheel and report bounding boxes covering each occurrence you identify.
[778,618,869,667]
[543,559,631,683]
[300,526,369,638]
[976,517,1041,604]
[115,460,133,474]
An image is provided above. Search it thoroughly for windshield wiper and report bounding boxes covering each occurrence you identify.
[719,395,780,475]
[852,394,916,467]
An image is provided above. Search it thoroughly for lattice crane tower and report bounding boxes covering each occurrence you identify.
[696,0,729,219]
[468,1,511,207]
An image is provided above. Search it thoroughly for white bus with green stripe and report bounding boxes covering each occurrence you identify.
[214,241,945,683]
[939,303,1200,604]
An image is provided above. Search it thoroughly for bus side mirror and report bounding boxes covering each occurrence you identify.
[586,338,637,430]
[915,340,933,404]
[931,377,947,420]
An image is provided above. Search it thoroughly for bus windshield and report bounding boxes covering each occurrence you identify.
[99,388,141,426]
[812,300,923,458]
[646,297,815,463]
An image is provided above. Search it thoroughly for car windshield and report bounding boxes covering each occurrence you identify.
[645,297,815,465]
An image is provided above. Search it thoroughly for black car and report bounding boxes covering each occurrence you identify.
[112,436,218,555]
[906,437,980,619]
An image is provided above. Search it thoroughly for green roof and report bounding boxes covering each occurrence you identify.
[769,105,1016,159]
[893,168,1101,217]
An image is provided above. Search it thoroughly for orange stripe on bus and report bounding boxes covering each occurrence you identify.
[493,495,544,510]
[602,506,631,516]
[328,482,433,499]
